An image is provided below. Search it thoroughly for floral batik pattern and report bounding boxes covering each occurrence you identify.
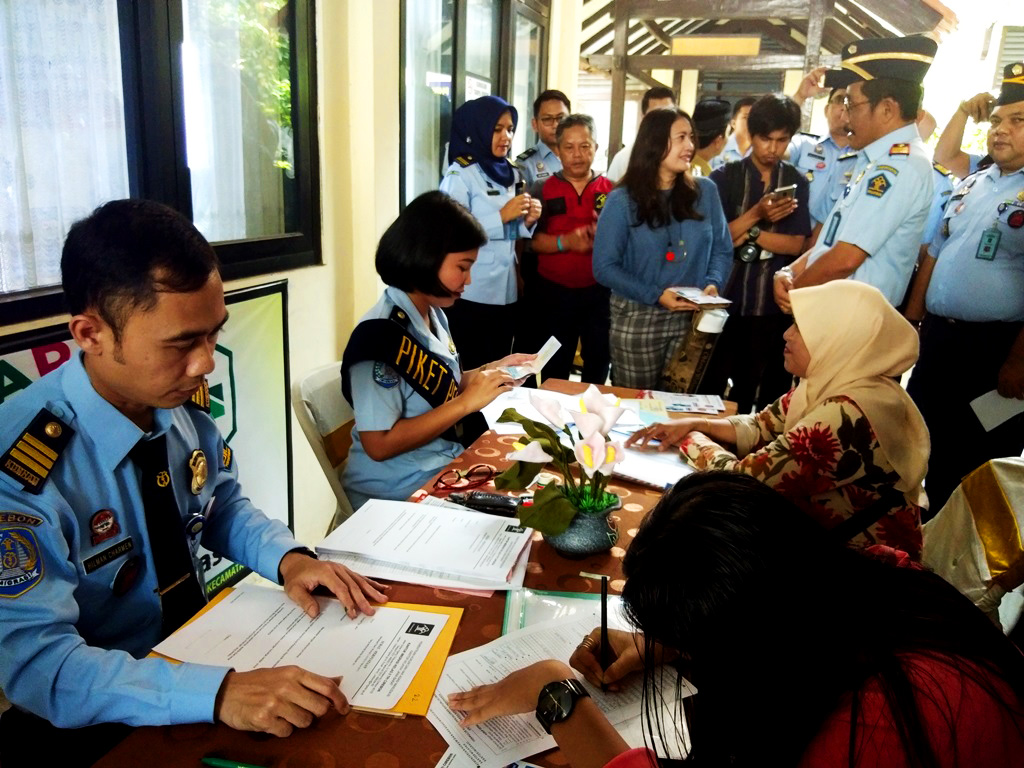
[680,391,922,558]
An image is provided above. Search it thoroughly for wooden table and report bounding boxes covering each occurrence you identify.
[95,382,730,768]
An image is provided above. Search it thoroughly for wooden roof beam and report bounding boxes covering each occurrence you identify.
[626,0,811,21]
[588,52,839,72]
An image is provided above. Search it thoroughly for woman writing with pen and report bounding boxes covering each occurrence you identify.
[448,473,1024,768]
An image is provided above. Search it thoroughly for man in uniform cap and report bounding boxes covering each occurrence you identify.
[904,62,1024,515]
[774,35,937,309]
[690,98,731,177]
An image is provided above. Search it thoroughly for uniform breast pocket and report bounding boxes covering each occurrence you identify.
[995,203,1024,254]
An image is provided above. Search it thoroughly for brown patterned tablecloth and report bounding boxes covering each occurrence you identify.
[95,382,731,768]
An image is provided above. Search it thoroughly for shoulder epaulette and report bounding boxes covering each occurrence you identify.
[889,143,910,156]
[187,379,211,413]
[0,408,74,494]
[798,131,818,138]
[837,151,858,161]
[932,161,953,177]
[516,147,538,161]
[389,306,412,328]
[454,155,473,167]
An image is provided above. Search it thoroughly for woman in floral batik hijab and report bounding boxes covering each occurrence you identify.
[627,280,930,558]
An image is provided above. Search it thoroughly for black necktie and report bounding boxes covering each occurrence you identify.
[130,435,207,638]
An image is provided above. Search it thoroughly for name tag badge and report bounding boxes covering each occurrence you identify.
[486,188,501,196]
[824,213,842,246]
[976,227,1001,260]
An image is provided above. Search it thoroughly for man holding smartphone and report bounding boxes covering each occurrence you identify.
[700,94,810,413]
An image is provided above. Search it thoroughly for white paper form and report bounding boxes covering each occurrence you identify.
[153,584,450,711]
[318,500,532,582]
[320,537,530,592]
[970,389,1024,432]
[427,616,650,768]
[503,337,562,379]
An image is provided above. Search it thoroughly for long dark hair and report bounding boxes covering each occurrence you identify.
[622,472,1024,767]
[620,108,702,228]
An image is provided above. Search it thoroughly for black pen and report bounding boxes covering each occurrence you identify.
[600,575,610,691]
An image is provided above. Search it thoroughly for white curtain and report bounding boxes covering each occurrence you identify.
[0,0,129,294]
[182,0,287,242]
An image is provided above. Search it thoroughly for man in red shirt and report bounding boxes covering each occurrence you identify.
[521,114,615,383]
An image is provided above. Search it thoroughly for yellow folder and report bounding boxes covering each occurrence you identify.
[149,589,462,717]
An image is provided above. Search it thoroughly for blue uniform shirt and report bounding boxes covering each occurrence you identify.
[710,134,749,171]
[922,163,956,246]
[0,352,298,728]
[593,180,733,305]
[440,162,535,305]
[516,141,561,188]
[343,287,464,510]
[925,164,1024,322]
[788,132,859,226]
[805,123,933,306]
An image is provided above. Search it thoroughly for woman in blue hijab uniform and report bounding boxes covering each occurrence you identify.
[440,95,542,369]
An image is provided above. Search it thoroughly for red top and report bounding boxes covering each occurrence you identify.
[535,172,614,288]
[604,655,1024,768]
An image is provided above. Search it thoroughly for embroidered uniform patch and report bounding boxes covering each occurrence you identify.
[0,518,44,597]
[866,174,891,198]
[90,509,120,546]
[373,362,400,388]
[875,164,899,176]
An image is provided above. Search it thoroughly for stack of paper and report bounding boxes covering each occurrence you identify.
[152,584,462,716]
[316,499,534,590]
[671,286,732,306]
[636,390,725,413]
[608,428,694,489]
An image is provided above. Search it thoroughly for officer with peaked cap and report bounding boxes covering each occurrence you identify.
[774,35,937,309]
[904,61,1024,514]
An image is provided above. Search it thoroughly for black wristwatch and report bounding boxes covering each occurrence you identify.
[747,225,761,243]
[535,679,590,734]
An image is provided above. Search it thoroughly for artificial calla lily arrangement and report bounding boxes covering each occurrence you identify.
[495,385,626,535]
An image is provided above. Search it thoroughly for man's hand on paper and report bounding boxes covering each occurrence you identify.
[215,666,349,737]
[447,659,573,726]
[626,418,702,450]
[998,354,1024,400]
[279,553,389,619]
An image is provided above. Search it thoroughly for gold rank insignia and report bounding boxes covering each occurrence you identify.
[0,409,73,495]
[187,379,211,413]
[188,450,207,495]
[222,445,233,470]
[1017,189,1024,202]
[1013,63,1023,77]
[156,471,170,488]
[449,338,457,355]
[889,143,910,156]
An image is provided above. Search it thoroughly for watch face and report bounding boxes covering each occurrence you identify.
[539,684,572,721]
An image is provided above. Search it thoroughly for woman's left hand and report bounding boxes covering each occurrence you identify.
[447,660,574,727]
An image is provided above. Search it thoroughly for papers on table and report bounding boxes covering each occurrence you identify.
[317,499,533,588]
[970,389,1024,432]
[636,389,725,414]
[671,286,732,307]
[503,336,562,379]
[152,584,460,714]
[607,428,694,489]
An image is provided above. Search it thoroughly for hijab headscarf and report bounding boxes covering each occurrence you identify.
[448,95,518,188]
[786,281,929,494]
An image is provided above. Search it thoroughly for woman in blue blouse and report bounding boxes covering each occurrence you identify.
[593,108,732,389]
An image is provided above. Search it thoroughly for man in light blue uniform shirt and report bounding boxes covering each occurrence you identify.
[905,62,1024,514]
[0,200,385,764]
[515,89,570,188]
[774,36,937,309]
[344,287,464,509]
[789,87,859,230]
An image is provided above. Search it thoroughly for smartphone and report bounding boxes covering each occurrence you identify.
[772,184,798,201]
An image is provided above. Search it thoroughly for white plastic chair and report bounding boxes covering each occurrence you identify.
[922,457,1024,631]
[291,361,356,533]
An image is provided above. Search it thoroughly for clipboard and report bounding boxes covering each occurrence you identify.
[149,588,462,717]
